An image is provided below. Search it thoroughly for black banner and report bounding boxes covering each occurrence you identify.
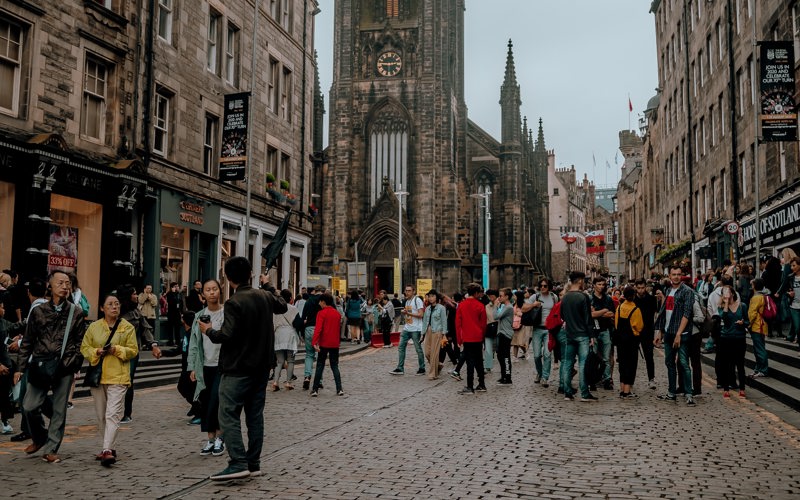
[219,92,250,181]
[759,41,797,142]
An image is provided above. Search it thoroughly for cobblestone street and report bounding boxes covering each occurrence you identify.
[2,346,800,499]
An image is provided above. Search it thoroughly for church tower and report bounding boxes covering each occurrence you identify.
[317,0,467,294]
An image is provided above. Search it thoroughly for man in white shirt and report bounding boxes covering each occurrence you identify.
[390,285,425,375]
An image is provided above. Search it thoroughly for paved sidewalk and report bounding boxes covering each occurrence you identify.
[2,346,800,499]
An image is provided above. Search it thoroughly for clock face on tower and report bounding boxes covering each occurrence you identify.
[376,51,402,77]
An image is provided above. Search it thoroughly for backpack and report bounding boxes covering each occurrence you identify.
[763,294,778,321]
[584,350,605,387]
[612,305,638,346]
[544,301,563,335]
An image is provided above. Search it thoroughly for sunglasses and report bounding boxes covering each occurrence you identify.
[539,284,548,288]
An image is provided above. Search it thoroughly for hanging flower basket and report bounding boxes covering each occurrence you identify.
[267,187,286,203]
[285,193,298,205]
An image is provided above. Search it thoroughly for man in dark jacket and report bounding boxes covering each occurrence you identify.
[200,256,287,481]
[14,270,85,463]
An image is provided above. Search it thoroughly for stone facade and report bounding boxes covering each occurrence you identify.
[313,0,550,295]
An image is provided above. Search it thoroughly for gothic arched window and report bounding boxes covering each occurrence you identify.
[369,105,409,206]
[475,173,493,256]
[386,0,399,18]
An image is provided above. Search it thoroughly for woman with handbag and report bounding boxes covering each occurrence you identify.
[80,293,138,467]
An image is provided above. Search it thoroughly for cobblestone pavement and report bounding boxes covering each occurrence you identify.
[2,346,800,499]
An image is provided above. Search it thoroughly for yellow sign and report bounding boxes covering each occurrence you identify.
[393,258,401,295]
[331,277,340,293]
[336,278,347,296]
[416,279,433,296]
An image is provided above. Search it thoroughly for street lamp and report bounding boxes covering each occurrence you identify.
[471,188,491,288]
[396,184,409,295]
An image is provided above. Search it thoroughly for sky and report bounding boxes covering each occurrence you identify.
[313,0,658,189]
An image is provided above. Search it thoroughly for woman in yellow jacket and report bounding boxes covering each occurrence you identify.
[614,287,644,398]
[748,278,769,378]
[80,293,138,466]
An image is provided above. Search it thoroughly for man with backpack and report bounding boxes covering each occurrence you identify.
[528,279,557,387]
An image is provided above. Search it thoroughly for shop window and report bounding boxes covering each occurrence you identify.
[160,224,190,292]
[203,113,219,176]
[225,23,239,86]
[153,87,172,156]
[0,16,28,118]
[0,182,14,270]
[157,0,173,43]
[49,194,103,319]
[82,54,109,143]
[207,10,221,75]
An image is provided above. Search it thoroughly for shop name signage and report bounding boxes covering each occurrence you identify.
[741,198,800,251]
[179,200,205,226]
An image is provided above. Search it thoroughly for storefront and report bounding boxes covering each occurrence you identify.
[740,186,800,262]
[0,133,145,319]
[219,208,308,300]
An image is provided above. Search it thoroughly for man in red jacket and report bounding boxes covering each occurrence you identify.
[455,283,487,394]
[311,293,343,397]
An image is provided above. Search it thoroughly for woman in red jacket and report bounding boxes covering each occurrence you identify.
[311,293,344,397]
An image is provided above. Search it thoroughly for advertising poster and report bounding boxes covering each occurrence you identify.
[48,225,78,274]
[219,92,250,181]
[760,41,797,142]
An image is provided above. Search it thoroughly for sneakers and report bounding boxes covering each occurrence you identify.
[738,390,746,398]
[66,402,74,410]
[390,368,404,375]
[302,377,310,390]
[200,440,215,456]
[497,379,512,386]
[249,466,264,477]
[620,392,638,399]
[120,416,132,424]
[212,437,225,456]
[686,396,697,407]
[657,393,677,401]
[43,453,62,464]
[457,387,475,395]
[10,431,30,442]
[748,372,766,378]
[602,380,614,390]
[475,385,487,392]
[209,466,250,481]
[337,390,345,396]
[564,393,575,401]
[533,375,541,383]
[649,379,657,390]
[95,449,116,461]
[449,370,462,381]
[542,382,550,388]
[416,368,426,375]
[580,393,598,402]
[723,391,731,398]
[310,390,319,397]
[99,449,115,467]
[188,417,202,425]
[1,420,12,435]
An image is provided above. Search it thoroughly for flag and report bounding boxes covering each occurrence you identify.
[606,160,611,170]
[628,97,633,112]
[261,211,292,270]
[615,151,619,165]
[592,152,596,167]
[585,230,606,254]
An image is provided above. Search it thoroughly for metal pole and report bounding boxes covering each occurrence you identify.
[752,3,761,263]
[485,189,491,256]
[244,0,259,274]
[397,184,405,294]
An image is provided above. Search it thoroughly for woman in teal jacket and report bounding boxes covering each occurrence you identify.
[421,290,448,380]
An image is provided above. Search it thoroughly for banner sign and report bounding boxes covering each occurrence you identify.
[585,230,606,255]
[219,92,250,181]
[759,41,797,142]
[740,195,800,255]
[481,254,489,290]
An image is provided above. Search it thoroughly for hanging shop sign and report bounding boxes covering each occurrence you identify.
[759,41,797,142]
[740,195,800,255]
[219,92,250,181]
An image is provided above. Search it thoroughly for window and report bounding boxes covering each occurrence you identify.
[722,169,727,210]
[717,20,723,61]
[748,57,754,106]
[780,142,787,182]
[268,58,279,112]
[735,0,741,34]
[281,67,292,122]
[702,185,708,220]
[740,152,747,197]
[267,146,278,178]
[719,93,725,136]
[225,24,239,86]
[81,55,108,142]
[794,5,800,62]
[0,17,23,116]
[553,188,559,196]
[94,0,113,9]
[699,50,704,87]
[711,177,718,217]
[706,36,713,75]
[280,0,292,32]
[270,0,278,19]
[700,116,706,156]
[386,0,399,18]
[207,11,220,74]
[692,60,697,97]
[710,106,716,146]
[280,153,291,185]
[153,88,171,156]
[369,103,409,206]
[157,0,172,42]
[203,114,218,176]
[737,68,745,115]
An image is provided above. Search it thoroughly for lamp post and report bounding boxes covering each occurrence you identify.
[396,184,409,295]
[471,188,491,288]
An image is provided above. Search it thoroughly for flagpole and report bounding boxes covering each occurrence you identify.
[628,93,632,131]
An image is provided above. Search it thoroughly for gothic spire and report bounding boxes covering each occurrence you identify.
[500,39,522,145]
[503,39,517,89]
[535,118,546,153]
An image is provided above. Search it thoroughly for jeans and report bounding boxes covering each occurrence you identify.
[123,353,139,418]
[483,336,497,370]
[677,334,702,395]
[462,341,485,389]
[531,327,551,381]
[596,330,612,382]
[397,329,424,372]
[664,335,692,396]
[789,308,800,341]
[562,335,591,398]
[303,326,316,378]
[750,332,768,375]
[496,335,512,381]
[217,372,268,471]
[313,347,342,392]
[23,372,73,454]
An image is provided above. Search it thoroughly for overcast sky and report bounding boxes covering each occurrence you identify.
[314,0,658,189]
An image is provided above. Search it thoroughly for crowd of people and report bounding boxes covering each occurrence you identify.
[1,246,799,479]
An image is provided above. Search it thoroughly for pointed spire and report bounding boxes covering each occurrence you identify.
[503,39,518,88]
[522,116,528,142]
[535,118,546,153]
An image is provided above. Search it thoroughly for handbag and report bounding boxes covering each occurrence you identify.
[521,294,542,327]
[28,303,76,389]
[485,321,498,338]
[82,318,121,388]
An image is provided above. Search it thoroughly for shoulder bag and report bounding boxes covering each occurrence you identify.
[82,318,122,388]
[28,303,76,389]
[521,294,542,327]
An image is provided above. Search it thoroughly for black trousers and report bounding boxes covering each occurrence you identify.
[497,335,512,381]
[640,331,655,380]
[439,335,460,364]
[462,341,485,389]
[616,337,640,385]
[717,337,746,390]
[380,318,392,346]
[313,347,342,392]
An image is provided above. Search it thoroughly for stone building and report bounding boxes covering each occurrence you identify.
[548,164,595,282]
[312,0,550,295]
[0,0,319,327]
[633,0,800,276]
